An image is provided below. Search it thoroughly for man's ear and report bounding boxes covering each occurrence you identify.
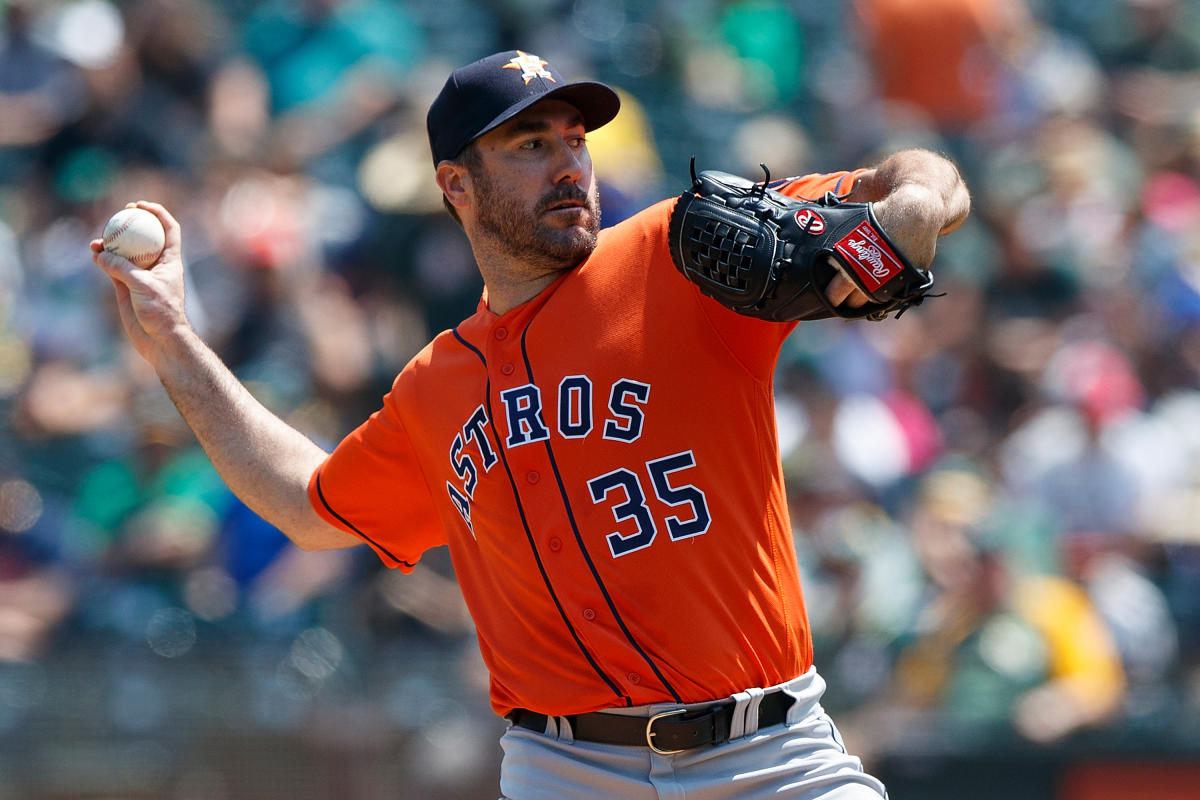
[436,161,471,213]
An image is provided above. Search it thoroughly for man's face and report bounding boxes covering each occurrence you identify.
[466,100,601,271]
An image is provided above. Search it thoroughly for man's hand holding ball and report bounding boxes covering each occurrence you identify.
[90,202,189,365]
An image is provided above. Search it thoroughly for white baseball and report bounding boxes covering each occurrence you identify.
[103,207,166,268]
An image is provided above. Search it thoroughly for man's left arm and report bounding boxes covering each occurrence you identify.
[846,148,971,268]
[824,148,970,308]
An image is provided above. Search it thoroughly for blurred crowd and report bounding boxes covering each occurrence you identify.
[2,0,1200,796]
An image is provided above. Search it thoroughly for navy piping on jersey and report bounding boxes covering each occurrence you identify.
[452,327,632,707]
[314,471,415,568]
[519,325,684,704]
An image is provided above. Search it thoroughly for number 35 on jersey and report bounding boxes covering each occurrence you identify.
[444,376,712,558]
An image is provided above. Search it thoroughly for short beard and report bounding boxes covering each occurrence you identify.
[471,168,601,271]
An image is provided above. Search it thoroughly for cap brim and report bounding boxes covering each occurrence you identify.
[471,81,621,148]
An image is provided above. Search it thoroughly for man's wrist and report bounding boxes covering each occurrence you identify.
[147,323,207,374]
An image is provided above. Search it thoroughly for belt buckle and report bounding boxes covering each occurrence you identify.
[646,708,687,755]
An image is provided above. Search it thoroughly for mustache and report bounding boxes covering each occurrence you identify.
[539,185,591,212]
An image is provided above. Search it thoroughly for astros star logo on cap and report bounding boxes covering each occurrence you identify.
[503,51,556,85]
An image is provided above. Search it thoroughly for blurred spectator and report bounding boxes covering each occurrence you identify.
[892,467,1127,744]
[854,0,1028,132]
[0,1,87,174]
[1100,0,1200,170]
[0,508,74,662]
[240,0,423,172]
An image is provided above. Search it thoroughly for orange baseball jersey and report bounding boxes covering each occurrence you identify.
[309,169,865,717]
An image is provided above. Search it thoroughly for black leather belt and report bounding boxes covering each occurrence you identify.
[507,690,793,755]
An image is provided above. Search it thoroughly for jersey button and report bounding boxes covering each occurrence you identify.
[627,672,641,685]
[548,537,562,552]
[501,363,515,376]
[582,608,596,621]
[494,327,508,340]
[526,470,540,484]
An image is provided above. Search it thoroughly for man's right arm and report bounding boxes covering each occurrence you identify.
[91,202,360,552]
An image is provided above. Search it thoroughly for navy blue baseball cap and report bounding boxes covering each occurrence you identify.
[427,50,620,165]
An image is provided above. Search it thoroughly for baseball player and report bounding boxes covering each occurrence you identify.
[91,50,969,799]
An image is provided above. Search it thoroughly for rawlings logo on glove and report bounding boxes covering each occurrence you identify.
[667,159,937,322]
[836,222,906,288]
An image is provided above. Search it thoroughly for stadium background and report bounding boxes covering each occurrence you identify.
[2,0,1200,797]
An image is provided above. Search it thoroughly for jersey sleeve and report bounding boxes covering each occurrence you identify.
[307,380,446,571]
[771,168,868,201]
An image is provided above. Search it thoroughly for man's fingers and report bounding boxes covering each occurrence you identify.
[91,244,146,287]
[825,271,855,307]
[130,200,181,252]
[824,259,870,308]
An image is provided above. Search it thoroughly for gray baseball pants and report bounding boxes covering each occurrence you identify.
[499,667,888,799]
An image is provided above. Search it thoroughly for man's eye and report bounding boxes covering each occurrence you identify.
[519,139,541,150]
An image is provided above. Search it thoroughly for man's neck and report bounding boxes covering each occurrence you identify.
[471,239,574,315]
[483,270,565,315]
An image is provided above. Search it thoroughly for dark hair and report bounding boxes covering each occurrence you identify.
[442,141,482,228]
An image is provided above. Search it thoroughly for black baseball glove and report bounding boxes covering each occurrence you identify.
[667,161,937,321]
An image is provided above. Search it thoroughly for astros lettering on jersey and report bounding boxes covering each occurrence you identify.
[309,170,865,717]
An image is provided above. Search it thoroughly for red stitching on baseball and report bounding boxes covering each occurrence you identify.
[105,212,161,266]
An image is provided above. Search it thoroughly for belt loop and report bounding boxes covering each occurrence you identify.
[743,687,766,736]
[556,715,575,744]
[727,690,751,740]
